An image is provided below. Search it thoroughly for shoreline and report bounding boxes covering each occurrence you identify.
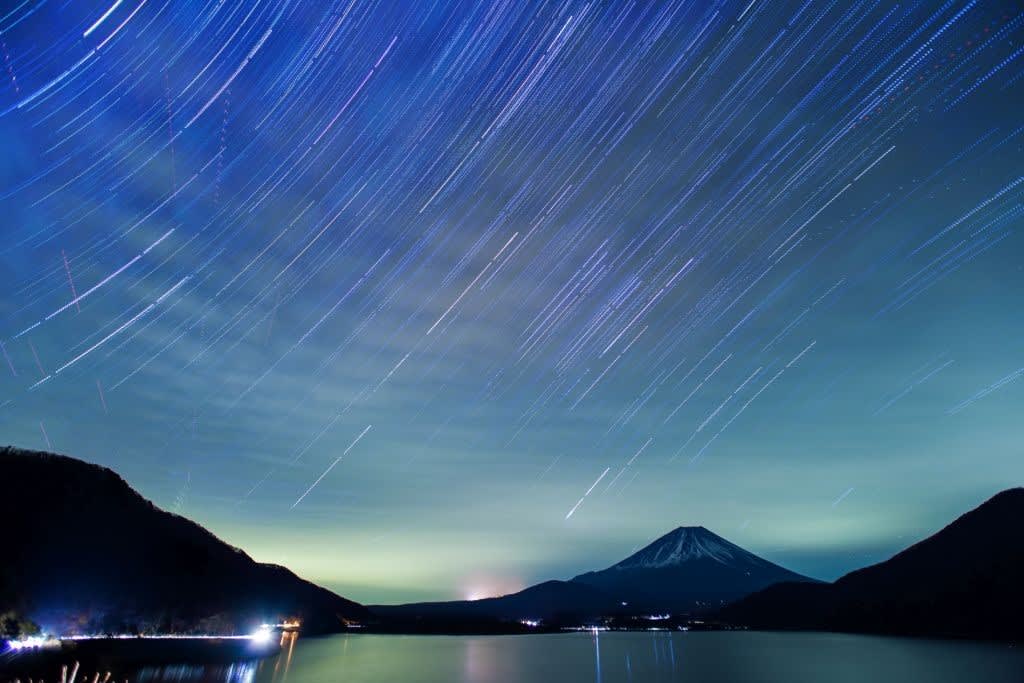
[0,636,281,680]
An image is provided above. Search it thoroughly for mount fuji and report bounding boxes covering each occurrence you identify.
[570,526,817,612]
[373,525,816,624]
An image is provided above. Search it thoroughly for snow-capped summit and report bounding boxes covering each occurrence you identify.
[571,525,817,612]
[611,526,756,569]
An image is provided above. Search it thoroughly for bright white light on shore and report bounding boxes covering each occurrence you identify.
[6,636,55,651]
[249,625,273,646]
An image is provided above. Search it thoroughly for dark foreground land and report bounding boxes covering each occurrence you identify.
[0,446,365,636]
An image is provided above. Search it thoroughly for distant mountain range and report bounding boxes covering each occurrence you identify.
[373,525,817,624]
[720,488,1024,640]
[5,446,1022,641]
[0,446,366,635]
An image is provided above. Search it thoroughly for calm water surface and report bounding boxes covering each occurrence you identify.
[135,631,1024,683]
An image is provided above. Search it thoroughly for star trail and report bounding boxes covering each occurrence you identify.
[0,0,1022,603]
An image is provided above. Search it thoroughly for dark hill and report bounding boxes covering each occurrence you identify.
[0,446,366,635]
[721,488,1024,640]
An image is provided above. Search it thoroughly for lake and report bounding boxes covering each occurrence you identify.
[124,631,1024,683]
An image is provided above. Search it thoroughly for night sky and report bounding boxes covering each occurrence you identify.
[1,0,1022,604]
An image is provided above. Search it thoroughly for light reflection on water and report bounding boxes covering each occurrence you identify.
[133,632,298,683]
[136,662,257,683]
[129,631,1024,683]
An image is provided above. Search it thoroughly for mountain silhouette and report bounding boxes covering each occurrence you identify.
[721,488,1024,640]
[374,525,813,623]
[0,446,366,635]
[571,525,816,611]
